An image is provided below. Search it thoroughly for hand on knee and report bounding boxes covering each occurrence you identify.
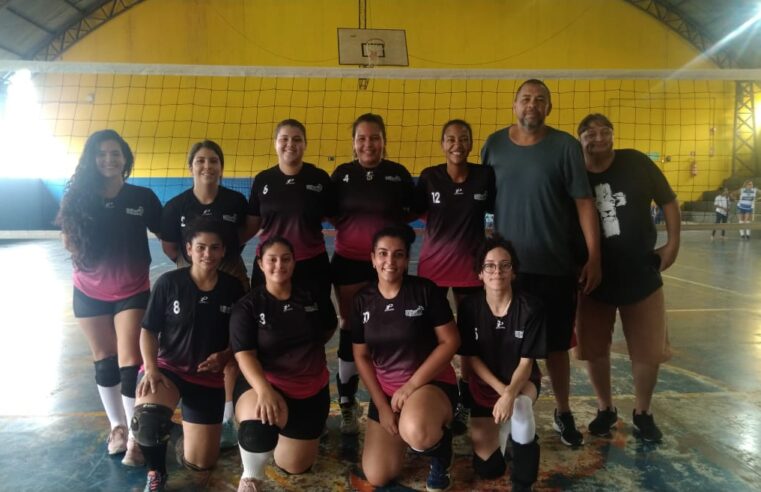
[510,395,536,445]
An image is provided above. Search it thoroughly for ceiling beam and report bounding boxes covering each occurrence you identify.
[6,6,55,35]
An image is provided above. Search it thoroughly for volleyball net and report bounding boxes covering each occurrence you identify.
[0,61,759,227]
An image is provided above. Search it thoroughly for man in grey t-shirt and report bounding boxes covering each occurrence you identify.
[481,79,601,447]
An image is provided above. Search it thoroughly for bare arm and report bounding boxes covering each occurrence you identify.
[235,349,285,426]
[160,240,181,263]
[137,328,170,397]
[655,199,681,271]
[354,342,399,435]
[575,197,602,294]
[239,215,261,245]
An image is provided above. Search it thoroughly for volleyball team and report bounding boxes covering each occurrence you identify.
[58,79,682,492]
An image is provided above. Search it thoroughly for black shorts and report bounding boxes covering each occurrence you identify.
[469,380,541,418]
[233,376,330,440]
[147,368,225,425]
[331,253,376,286]
[73,288,150,318]
[514,273,577,352]
[367,381,458,423]
[252,251,332,301]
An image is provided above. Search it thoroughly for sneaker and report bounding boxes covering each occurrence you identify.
[143,470,167,492]
[237,477,261,492]
[220,419,238,449]
[426,454,453,492]
[107,425,128,455]
[552,410,583,447]
[451,403,470,436]
[588,407,618,437]
[340,399,362,435]
[632,410,663,442]
[122,436,145,466]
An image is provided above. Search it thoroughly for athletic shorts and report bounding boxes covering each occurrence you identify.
[367,381,458,423]
[575,288,671,365]
[73,287,150,318]
[469,380,541,418]
[252,251,332,301]
[737,205,753,214]
[232,376,330,440]
[514,273,577,352]
[331,253,376,286]
[137,368,225,425]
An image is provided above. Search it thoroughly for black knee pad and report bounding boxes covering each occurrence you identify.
[416,427,452,461]
[238,419,279,453]
[131,404,173,447]
[119,365,139,398]
[337,329,354,361]
[511,435,540,487]
[94,356,120,387]
[473,448,506,479]
[335,372,359,399]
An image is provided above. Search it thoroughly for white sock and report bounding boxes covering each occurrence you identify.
[499,420,511,455]
[122,395,136,436]
[338,359,358,383]
[223,401,234,423]
[98,384,127,429]
[740,220,746,236]
[510,395,536,444]
[239,446,273,480]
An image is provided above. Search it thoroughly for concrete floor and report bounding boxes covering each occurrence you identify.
[0,231,759,491]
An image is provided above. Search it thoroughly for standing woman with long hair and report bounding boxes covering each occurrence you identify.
[415,119,496,434]
[58,129,162,466]
[161,139,256,447]
[331,113,414,433]
[248,119,335,303]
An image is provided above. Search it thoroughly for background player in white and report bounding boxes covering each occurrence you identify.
[576,113,679,442]
[58,129,161,466]
[732,180,759,239]
[711,187,730,240]
[352,225,460,492]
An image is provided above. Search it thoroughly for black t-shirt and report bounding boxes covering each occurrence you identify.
[351,275,456,395]
[457,290,546,407]
[414,163,496,287]
[587,149,677,305]
[229,286,337,398]
[248,163,335,261]
[331,159,414,261]
[142,269,245,387]
[161,186,248,261]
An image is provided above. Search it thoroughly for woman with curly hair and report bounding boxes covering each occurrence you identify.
[58,129,162,466]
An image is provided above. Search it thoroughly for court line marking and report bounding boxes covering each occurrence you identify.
[663,273,757,299]
[666,308,761,314]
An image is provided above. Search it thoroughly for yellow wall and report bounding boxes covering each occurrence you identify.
[34,0,733,200]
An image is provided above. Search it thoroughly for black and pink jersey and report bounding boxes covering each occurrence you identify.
[331,160,414,261]
[415,164,496,287]
[142,269,245,388]
[72,183,161,301]
[229,286,337,399]
[351,275,456,396]
[248,163,335,261]
[161,186,249,262]
[457,291,546,408]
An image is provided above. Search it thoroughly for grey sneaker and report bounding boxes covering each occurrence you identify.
[107,425,128,455]
[339,399,362,435]
[220,419,238,448]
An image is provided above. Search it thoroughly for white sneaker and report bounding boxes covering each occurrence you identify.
[237,477,261,492]
[107,425,128,455]
[122,436,144,466]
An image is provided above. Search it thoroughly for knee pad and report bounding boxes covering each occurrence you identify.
[119,365,139,398]
[131,404,173,447]
[94,356,120,387]
[337,329,354,361]
[510,395,535,444]
[415,427,452,462]
[473,448,506,479]
[238,420,279,453]
[511,435,540,487]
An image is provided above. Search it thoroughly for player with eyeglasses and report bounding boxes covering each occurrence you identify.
[456,234,546,492]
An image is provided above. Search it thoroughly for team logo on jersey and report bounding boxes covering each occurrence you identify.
[283,304,293,312]
[199,296,209,304]
[305,303,319,312]
[104,201,115,209]
[202,209,213,216]
[263,185,269,195]
[385,175,401,182]
[222,214,237,223]
[474,193,488,201]
[180,215,186,228]
[454,188,463,195]
[514,329,524,339]
[496,319,506,330]
[366,171,374,181]
[259,313,266,325]
[172,300,181,314]
[219,304,232,314]
[384,303,395,312]
[362,311,370,323]
[306,184,323,192]
[405,305,424,317]
[286,178,296,185]
[125,206,144,216]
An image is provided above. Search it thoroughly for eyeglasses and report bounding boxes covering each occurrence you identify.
[482,261,512,273]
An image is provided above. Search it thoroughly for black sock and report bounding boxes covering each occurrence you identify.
[139,443,168,475]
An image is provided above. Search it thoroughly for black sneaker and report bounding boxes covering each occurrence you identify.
[552,410,583,447]
[588,407,618,437]
[632,410,663,442]
[451,403,469,436]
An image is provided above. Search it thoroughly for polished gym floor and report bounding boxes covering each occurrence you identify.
[0,230,759,491]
